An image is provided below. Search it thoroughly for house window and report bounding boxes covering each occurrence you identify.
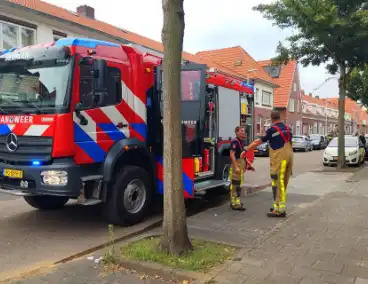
[262,90,272,106]
[289,98,295,112]
[296,120,301,135]
[0,21,36,50]
[255,88,261,105]
[293,83,297,92]
[53,30,67,42]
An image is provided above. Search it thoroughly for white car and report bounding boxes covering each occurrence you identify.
[323,136,365,166]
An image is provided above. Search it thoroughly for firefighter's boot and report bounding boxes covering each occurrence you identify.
[230,197,246,211]
[267,210,286,218]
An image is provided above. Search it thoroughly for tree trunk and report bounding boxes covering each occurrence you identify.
[337,64,346,169]
[160,0,192,255]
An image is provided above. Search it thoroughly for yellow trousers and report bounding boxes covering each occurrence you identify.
[269,143,293,213]
[229,159,245,207]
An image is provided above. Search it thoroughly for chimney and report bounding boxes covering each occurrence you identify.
[315,95,319,99]
[77,5,95,19]
[309,92,312,97]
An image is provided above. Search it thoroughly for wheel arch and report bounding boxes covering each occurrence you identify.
[103,138,155,183]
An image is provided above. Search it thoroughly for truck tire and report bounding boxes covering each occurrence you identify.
[103,166,153,226]
[24,196,69,210]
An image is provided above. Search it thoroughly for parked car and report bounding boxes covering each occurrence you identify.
[292,135,313,152]
[255,140,269,157]
[323,136,365,166]
[309,134,328,150]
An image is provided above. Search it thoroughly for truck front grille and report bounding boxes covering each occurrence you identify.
[0,135,53,165]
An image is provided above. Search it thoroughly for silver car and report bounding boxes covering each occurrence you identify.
[292,135,313,152]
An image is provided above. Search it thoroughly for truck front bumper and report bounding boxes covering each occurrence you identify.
[0,158,83,197]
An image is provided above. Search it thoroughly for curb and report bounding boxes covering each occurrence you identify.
[242,183,271,195]
[56,218,162,265]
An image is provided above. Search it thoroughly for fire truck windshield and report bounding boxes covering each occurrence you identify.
[0,58,72,114]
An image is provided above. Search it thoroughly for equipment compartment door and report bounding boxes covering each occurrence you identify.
[155,63,207,198]
[155,63,207,158]
[218,87,241,140]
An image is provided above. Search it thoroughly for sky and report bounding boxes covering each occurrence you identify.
[44,0,339,98]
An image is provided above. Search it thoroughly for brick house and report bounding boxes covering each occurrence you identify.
[258,60,303,135]
[301,93,368,136]
[324,97,368,135]
[196,46,278,136]
[302,93,338,135]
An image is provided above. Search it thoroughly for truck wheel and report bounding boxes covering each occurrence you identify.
[214,155,231,195]
[103,166,153,226]
[24,196,69,210]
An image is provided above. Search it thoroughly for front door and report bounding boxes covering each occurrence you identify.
[73,59,128,164]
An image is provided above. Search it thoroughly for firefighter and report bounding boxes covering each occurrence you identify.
[229,126,249,211]
[247,111,293,217]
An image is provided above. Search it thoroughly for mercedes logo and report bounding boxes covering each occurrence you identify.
[6,133,18,152]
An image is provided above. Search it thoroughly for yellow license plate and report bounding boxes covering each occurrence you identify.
[3,168,23,179]
[254,150,259,152]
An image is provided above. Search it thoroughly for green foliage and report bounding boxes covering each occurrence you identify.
[103,224,118,264]
[253,0,368,73]
[120,237,235,272]
[347,65,368,106]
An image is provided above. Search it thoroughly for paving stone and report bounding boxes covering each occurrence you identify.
[334,253,362,266]
[312,260,344,274]
[321,271,355,284]
[290,266,323,280]
[300,278,330,284]
[211,275,233,284]
[266,272,302,284]
[238,266,272,280]
[343,265,368,278]
[225,262,244,274]
[355,278,368,284]
[239,257,264,267]
[222,272,248,284]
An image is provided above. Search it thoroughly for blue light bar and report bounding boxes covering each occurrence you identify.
[55,38,120,49]
[32,161,41,166]
[0,48,17,56]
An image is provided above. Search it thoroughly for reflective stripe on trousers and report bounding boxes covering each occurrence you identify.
[269,143,293,213]
[229,159,244,206]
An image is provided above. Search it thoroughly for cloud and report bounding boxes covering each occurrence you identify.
[44,0,339,97]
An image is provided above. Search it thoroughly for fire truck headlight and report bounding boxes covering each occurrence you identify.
[41,171,68,186]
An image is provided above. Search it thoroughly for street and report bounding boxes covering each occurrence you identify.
[245,150,324,186]
[0,150,328,281]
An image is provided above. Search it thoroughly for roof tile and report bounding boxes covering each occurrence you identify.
[5,0,248,81]
[196,46,275,84]
[258,60,297,108]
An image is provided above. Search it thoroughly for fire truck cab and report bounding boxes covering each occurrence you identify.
[0,38,254,226]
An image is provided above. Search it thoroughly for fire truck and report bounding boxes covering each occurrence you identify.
[0,38,254,226]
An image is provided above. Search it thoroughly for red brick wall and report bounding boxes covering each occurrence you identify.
[285,65,303,133]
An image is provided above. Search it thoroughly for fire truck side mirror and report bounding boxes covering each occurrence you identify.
[92,59,108,93]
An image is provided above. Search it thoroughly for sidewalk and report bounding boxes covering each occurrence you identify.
[11,167,365,284]
[9,258,168,284]
[214,191,368,284]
